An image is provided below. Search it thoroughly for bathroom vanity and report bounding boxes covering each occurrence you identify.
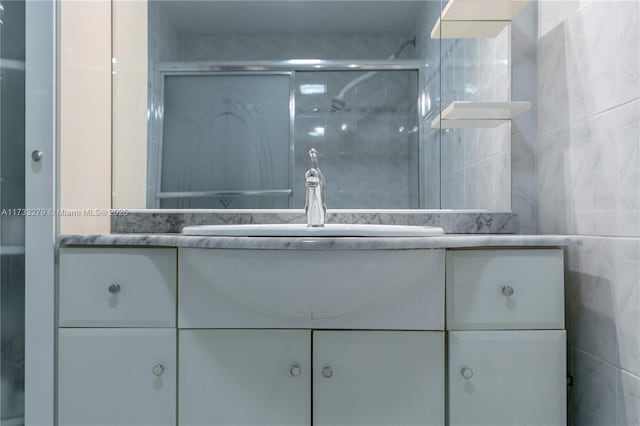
[56,234,569,426]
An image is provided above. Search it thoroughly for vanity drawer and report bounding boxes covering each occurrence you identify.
[446,249,564,330]
[59,248,177,327]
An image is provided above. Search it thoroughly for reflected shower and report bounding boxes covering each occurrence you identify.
[330,36,416,112]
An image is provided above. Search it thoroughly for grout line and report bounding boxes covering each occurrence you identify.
[564,234,640,241]
[573,347,640,380]
[540,97,640,136]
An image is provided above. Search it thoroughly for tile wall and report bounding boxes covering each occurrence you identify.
[536,1,640,424]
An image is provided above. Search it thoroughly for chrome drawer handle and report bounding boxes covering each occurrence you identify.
[322,366,333,378]
[108,283,121,294]
[501,285,514,297]
[461,367,474,379]
[290,365,301,377]
[152,364,165,376]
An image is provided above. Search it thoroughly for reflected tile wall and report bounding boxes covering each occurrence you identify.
[438,23,512,211]
[511,0,538,233]
[178,34,413,61]
[537,1,640,424]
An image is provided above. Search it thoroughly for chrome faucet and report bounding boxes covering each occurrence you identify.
[305,148,326,227]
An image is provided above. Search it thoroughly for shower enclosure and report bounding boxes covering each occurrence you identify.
[153,64,420,209]
[0,0,25,424]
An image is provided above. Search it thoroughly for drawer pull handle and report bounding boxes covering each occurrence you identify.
[501,285,514,297]
[152,364,165,376]
[290,365,301,377]
[461,367,474,380]
[108,283,121,295]
[322,366,333,378]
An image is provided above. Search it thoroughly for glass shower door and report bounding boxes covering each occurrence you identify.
[0,0,25,424]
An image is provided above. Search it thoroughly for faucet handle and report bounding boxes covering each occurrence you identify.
[309,148,319,168]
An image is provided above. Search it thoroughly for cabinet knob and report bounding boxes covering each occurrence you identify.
[322,366,333,378]
[108,283,121,295]
[31,150,43,162]
[290,365,301,377]
[152,364,165,376]
[501,285,514,297]
[461,367,474,380]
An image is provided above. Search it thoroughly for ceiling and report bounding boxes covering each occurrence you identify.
[158,1,425,36]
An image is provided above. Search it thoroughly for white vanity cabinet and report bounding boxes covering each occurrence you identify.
[57,248,178,426]
[448,330,566,426]
[313,331,444,426]
[59,247,177,327]
[179,329,312,426]
[446,249,566,426]
[56,244,566,426]
[57,328,177,426]
[446,249,564,330]
[179,329,444,426]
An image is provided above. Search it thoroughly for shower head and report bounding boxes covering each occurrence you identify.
[330,97,347,112]
[390,36,417,59]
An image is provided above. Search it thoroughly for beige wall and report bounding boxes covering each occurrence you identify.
[59,0,112,234]
[59,0,148,233]
[112,0,148,209]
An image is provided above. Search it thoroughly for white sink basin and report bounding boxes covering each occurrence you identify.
[182,223,445,237]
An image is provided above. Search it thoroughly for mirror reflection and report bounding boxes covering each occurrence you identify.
[119,0,444,210]
[112,0,516,211]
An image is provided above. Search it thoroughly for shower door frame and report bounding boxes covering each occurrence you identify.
[153,60,427,209]
[151,70,296,209]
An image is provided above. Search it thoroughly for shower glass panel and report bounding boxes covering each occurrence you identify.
[294,70,419,209]
[158,74,291,209]
[0,0,25,424]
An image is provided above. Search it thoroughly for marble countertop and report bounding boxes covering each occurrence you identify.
[57,233,577,250]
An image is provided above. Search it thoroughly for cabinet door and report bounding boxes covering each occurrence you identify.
[449,330,566,426]
[58,328,176,426]
[313,331,444,426]
[179,330,310,426]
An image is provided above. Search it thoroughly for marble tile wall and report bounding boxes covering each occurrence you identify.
[566,237,640,426]
[536,1,640,424]
[537,0,640,237]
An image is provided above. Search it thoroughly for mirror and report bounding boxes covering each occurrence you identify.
[111,0,513,211]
